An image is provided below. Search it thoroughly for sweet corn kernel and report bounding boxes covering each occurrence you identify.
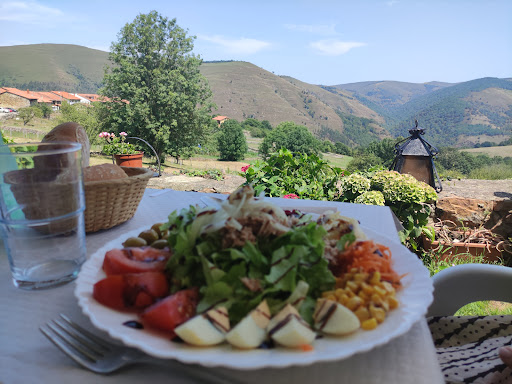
[374,285,387,297]
[346,281,359,293]
[388,296,399,309]
[354,306,370,322]
[369,271,381,285]
[361,318,378,330]
[345,296,363,311]
[369,305,386,323]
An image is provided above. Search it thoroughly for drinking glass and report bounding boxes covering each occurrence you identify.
[0,142,86,289]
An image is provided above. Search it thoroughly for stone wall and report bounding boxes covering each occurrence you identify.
[0,93,31,110]
[435,197,512,238]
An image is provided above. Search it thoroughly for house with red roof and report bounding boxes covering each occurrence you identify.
[212,115,229,126]
[50,91,81,105]
[0,87,56,109]
[76,93,111,103]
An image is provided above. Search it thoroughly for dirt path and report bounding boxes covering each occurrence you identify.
[437,179,512,201]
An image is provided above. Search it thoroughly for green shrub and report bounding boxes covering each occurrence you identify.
[241,148,344,200]
[354,190,385,206]
[369,170,437,248]
[339,173,371,201]
[469,164,512,180]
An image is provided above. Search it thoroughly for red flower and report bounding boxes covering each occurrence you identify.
[241,165,250,173]
[283,193,299,199]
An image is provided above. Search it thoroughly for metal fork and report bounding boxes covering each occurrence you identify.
[39,314,239,383]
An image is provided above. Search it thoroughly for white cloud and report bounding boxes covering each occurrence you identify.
[284,23,337,36]
[0,1,64,25]
[198,34,271,55]
[386,0,399,6]
[310,39,367,56]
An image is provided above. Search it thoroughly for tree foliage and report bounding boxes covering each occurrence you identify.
[99,11,213,162]
[58,101,102,144]
[259,121,321,158]
[18,106,42,125]
[217,119,247,161]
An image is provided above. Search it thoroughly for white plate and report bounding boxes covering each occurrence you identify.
[75,225,433,370]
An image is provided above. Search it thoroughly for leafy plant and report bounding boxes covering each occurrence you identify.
[369,170,437,249]
[241,148,344,200]
[99,132,140,155]
[354,190,385,206]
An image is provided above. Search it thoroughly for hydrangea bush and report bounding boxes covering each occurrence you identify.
[354,190,385,206]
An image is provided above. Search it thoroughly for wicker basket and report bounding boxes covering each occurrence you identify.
[84,167,153,233]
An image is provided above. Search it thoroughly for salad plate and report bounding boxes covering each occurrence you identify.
[75,224,433,370]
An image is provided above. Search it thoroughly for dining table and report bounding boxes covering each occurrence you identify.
[0,188,445,384]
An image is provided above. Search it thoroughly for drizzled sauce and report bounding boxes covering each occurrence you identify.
[123,320,144,329]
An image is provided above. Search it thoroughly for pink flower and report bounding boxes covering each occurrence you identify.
[283,193,299,199]
[241,165,250,173]
[110,133,116,138]
[120,132,127,136]
[98,132,108,138]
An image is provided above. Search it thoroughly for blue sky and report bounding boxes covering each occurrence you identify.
[0,0,510,85]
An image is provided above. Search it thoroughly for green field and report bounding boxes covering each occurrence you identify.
[461,145,512,157]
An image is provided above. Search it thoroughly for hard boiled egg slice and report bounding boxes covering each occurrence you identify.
[267,304,316,348]
[313,299,360,335]
[174,307,229,346]
[226,300,270,349]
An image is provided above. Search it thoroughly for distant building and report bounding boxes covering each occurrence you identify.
[50,91,81,105]
[0,87,55,109]
[212,115,229,126]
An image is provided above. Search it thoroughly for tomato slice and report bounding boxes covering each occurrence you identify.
[102,247,171,275]
[93,271,169,311]
[141,288,199,335]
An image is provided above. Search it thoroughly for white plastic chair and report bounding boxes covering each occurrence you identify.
[427,263,512,317]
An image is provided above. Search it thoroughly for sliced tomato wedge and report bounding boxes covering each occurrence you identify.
[102,247,171,275]
[93,271,169,311]
[141,288,199,335]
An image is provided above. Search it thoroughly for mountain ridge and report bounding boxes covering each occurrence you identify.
[1,44,510,147]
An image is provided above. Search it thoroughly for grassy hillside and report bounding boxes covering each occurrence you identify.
[461,145,512,157]
[388,78,512,146]
[0,44,108,92]
[200,62,389,146]
[333,80,453,109]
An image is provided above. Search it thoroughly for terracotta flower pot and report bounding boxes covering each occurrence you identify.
[114,152,143,168]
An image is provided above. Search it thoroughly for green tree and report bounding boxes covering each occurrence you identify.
[18,106,42,126]
[58,101,101,144]
[100,11,213,163]
[37,103,52,119]
[363,138,401,168]
[259,121,321,158]
[217,119,247,161]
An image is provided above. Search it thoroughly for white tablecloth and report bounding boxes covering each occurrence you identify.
[0,189,444,384]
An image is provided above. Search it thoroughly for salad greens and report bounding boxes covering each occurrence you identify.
[163,191,337,325]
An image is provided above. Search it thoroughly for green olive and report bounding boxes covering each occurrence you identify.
[123,236,147,247]
[159,229,169,239]
[138,229,159,244]
[151,223,166,237]
[150,239,168,249]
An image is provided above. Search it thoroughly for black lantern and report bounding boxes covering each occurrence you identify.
[390,120,442,192]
